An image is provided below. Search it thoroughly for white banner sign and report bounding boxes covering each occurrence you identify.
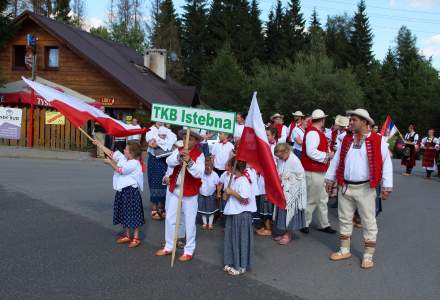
[0,107,22,140]
[151,104,236,134]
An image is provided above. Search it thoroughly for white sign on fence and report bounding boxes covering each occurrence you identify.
[0,107,22,140]
[151,104,236,134]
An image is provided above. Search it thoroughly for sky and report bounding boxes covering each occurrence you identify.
[84,0,440,70]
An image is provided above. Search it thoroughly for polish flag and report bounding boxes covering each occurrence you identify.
[23,77,148,137]
[236,92,286,208]
[380,115,398,140]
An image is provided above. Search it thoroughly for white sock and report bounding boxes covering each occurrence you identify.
[208,214,214,225]
[340,247,350,254]
[202,215,207,225]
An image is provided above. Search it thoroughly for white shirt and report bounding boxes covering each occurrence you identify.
[223,176,257,215]
[246,167,259,199]
[199,172,220,196]
[291,126,305,151]
[234,123,244,141]
[305,130,328,163]
[257,174,266,195]
[167,129,177,145]
[278,125,288,143]
[219,171,232,189]
[146,126,173,154]
[112,151,143,192]
[127,125,141,141]
[421,137,438,148]
[211,141,234,170]
[325,134,393,189]
[404,132,419,143]
[166,148,205,194]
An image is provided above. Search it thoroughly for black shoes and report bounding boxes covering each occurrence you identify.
[300,227,309,234]
[318,226,337,234]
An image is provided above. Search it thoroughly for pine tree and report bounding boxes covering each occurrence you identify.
[265,0,287,63]
[395,26,420,89]
[248,0,264,62]
[90,26,112,41]
[325,14,352,68]
[307,9,325,56]
[153,0,184,81]
[205,0,225,61]
[201,45,250,112]
[309,8,321,32]
[54,0,71,24]
[181,0,208,86]
[349,0,373,68]
[283,0,306,59]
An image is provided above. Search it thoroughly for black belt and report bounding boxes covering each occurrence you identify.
[345,180,370,185]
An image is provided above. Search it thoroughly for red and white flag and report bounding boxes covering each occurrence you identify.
[23,77,147,137]
[236,92,286,208]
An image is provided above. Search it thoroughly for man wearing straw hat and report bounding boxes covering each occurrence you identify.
[300,109,336,234]
[270,113,288,143]
[155,128,205,262]
[325,109,393,269]
[287,111,305,145]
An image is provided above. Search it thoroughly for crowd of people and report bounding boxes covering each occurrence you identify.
[91,106,439,276]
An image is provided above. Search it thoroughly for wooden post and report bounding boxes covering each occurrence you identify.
[171,128,191,267]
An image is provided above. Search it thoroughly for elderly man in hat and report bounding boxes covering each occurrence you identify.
[270,113,288,143]
[300,109,336,234]
[325,109,393,269]
[156,128,205,262]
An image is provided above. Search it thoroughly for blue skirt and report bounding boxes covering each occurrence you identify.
[113,186,145,228]
[198,194,218,215]
[147,155,167,205]
[257,195,273,219]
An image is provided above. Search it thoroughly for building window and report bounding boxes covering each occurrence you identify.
[45,46,59,69]
[12,45,26,70]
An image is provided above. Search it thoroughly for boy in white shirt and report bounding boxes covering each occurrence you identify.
[211,132,234,177]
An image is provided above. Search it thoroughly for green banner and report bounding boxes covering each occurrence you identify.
[151,104,236,134]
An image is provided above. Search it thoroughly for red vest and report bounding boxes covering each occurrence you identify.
[301,127,330,173]
[336,132,383,188]
[169,146,203,197]
[274,124,284,140]
[331,129,338,150]
[287,122,296,143]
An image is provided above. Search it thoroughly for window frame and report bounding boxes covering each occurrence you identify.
[12,45,27,71]
[44,46,60,70]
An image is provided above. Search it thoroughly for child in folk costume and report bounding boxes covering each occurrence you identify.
[256,126,277,236]
[211,132,235,177]
[94,140,146,248]
[146,123,173,220]
[155,129,205,262]
[270,113,288,143]
[198,156,220,230]
[223,159,257,276]
[272,143,307,245]
[421,129,438,179]
[217,159,235,214]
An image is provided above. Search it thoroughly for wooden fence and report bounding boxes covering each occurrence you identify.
[0,105,89,151]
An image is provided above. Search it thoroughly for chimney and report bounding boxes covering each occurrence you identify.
[144,49,167,80]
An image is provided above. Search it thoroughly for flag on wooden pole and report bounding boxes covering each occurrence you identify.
[23,77,147,137]
[236,92,286,209]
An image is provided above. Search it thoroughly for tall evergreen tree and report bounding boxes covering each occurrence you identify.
[349,0,373,68]
[395,26,420,88]
[153,0,184,80]
[181,0,208,86]
[265,0,287,63]
[54,0,71,24]
[205,0,225,61]
[307,9,325,56]
[325,14,352,68]
[249,0,264,62]
[283,0,306,59]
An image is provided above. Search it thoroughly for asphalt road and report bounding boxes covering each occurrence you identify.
[0,157,439,300]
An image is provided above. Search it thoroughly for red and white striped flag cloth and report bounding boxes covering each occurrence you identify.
[236,92,286,208]
[23,77,147,137]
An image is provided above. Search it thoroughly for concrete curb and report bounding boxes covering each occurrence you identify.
[0,146,94,161]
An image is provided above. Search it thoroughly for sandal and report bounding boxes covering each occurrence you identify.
[151,210,162,221]
[128,237,141,248]
[158,209,166,220]
[116,235,131,244]
[278,234,292,245]
[223,265,233,273]
[207,224,214,230]
[201,224,208,230]
[361,258,374,269]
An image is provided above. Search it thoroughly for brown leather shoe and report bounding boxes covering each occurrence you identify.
[155,248,171,256]
[330,252,352,261]
[178,254,193,262]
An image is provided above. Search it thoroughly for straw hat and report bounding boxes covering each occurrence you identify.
[346,108,374,125]
[292,111,305,117]
[270,113,284,120]
[178,128,203,141]
[311,109,328,120]
[334,115,350,127]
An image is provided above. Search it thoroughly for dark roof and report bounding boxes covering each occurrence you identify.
[13,11,199,108]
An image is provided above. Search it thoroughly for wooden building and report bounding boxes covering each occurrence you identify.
[0,11,199,151]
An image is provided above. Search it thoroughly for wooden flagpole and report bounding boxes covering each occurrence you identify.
[223,159,237,202]
[171,128,191,267]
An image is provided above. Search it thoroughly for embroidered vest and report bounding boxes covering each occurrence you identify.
[301,126,329,173]
[169,146,203,197]
[336,132,382,188]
